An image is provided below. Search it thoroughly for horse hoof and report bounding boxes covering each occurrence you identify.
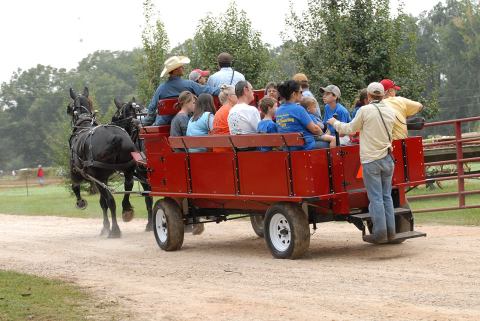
[122,209,134,222]
[145,223,153,232]
[76,199,88,210]
[100,227,110,236]
[108,230,122,238]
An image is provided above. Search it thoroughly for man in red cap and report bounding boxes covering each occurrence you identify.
[380,79,401,98]
[381,79,423,140]
[189,69,210,85]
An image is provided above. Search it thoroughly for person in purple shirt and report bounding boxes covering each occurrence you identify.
[275,80,327,151]
[144,56,220,126]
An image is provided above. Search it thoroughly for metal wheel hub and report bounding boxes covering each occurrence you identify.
[269,213,291,252]
[155,208,167,243]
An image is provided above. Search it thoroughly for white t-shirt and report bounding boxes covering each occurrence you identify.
[227,103,261,135]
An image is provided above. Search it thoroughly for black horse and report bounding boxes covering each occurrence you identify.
[67,87,137,238]
[111,97,154,231]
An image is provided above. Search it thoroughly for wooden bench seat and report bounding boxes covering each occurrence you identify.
[168,133,305,150]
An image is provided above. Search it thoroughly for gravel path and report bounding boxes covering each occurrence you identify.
[0,214,479,321]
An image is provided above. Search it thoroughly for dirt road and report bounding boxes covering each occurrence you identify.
[0,214,479,321]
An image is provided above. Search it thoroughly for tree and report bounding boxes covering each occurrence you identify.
[191,2,270,88]
[415,0,480,136]
[0,65,70,169]
[137,0,169,104]
[286,0,438,117]
[0,49,143,170]
[75,50,140,113]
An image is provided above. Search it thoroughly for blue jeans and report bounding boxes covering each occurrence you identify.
[362,154,395,241]
[313,140,330,149]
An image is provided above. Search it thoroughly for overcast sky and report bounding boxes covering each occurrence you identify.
[0,0,443,84]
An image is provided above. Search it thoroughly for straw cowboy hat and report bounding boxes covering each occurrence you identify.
[160,56,191,77]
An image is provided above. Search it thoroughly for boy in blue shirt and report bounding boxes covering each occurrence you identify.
[300,97,336,148]
[321,84,351,144]
[257,97,278,151]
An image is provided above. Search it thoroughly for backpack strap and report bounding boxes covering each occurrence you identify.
[229,68,235,85]
[373,103,393,153]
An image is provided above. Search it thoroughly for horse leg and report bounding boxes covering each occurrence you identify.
[121,170,135,222]
[98,184,121,238]
[99,193,110,236]
[141,182,153,231]
[72,182,88,209]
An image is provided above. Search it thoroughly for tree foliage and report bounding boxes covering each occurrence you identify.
[136,0,169,104]
[417,0,480,128]
[190,2,270,88]
[0,50,140,170]
[287,0,438,117]
[2,0,480,172]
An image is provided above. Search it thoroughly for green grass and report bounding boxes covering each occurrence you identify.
[0,183,149,219]
[0,270,122,321]
[408,178,480,225]
[1,178,479,226]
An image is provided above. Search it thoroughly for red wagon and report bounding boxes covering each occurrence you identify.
[134,96,426,259]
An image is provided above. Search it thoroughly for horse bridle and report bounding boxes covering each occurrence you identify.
[69,94,95,126]
[111,102,142,139]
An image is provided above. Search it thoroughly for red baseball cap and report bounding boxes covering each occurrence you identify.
[189,69,210,81]
[193,69,209,77]
[380,79,401,91]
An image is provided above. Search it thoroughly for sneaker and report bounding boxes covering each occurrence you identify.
[387,233,396,242]
[363,234,387,244]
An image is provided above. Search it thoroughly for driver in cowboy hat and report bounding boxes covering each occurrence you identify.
[144,56,220,126]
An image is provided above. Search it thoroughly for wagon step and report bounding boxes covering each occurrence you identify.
[363,231,426,244]
[391,230,426,241]
[350,207,411,220]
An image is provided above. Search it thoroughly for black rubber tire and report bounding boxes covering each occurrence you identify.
[250,215,265,238]
[153,198,184,251]
[264,202,310,259]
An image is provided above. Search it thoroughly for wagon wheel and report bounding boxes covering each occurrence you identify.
[250,215,265,238]
[264,203,310,259]
[153,198,184,251]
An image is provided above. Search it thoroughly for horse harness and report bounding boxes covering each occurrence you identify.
[70,123,136,176]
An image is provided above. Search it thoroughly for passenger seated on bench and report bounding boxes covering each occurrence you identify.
[227,81,260,135]
[170,91,196,137]
[257,97,278,152]
[144,56,220,126]
[264,82,279,101]
[275,80,329,150]
[186,93,216,152]
[212,85,237,135]
[300,97,336,148]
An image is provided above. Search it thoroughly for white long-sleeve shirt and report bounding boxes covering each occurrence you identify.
[332,101,396,164]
